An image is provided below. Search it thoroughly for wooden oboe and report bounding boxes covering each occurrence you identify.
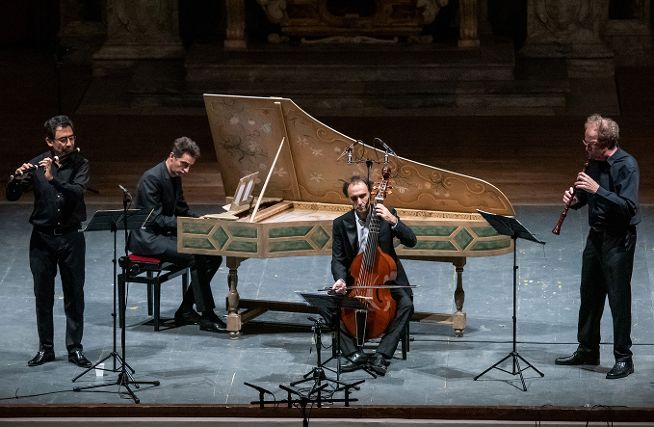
[552,157,590,235]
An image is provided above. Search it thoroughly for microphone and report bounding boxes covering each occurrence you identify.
[374,137,394,163]
[373,137,396,155]
[337,140,361,163]
[118,184,132,201]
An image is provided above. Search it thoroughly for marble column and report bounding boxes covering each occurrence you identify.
[58,0,106,64]
[225,0,247,49]
[92,0,184,76]
[521,0,614,77]
[458,0,480,48]
[603,0,653,66]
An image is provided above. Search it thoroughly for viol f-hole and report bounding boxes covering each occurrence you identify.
[552,157,590,235]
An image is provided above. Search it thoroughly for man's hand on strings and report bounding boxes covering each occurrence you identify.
[375,204,397,226]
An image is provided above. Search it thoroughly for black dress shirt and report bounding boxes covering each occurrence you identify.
[5,151,89,227]
[575,147,640,231]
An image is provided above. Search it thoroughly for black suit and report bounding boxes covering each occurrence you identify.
[329,208,417,358]
[128,161,221,313]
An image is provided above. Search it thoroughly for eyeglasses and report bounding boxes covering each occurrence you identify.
[52,135,76,143]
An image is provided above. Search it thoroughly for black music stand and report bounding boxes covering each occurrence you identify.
[298,292,375,380]
[73,208,147,380]
[268,293,365,408]
[73,205,158,403]
[473,209,545,392]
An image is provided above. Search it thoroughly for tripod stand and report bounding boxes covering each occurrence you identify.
[289,316,363,407]
[73,189,158,403]
[298,292,376,380]
[473,210,545,392]
[73,208,145,380]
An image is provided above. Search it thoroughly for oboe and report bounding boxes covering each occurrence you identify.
[9,147,80,182]
[552,157,590,235]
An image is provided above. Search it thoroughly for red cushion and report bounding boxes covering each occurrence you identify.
[128,254,162,264]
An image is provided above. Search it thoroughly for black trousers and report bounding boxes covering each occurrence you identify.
[578,227,637,361]
[321,287,413,359]
[150,234,222,313]
[29,228,85,352]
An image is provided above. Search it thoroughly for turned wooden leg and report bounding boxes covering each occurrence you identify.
[452,257,467,336]
[226,256,243,337]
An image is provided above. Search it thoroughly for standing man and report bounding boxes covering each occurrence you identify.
[128,137,225,333]
[328,176,417,376]
[6,115,92,368]
[555,114,640,379]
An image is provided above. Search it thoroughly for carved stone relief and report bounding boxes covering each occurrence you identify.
[256,0,449,43]
[106,0,179,45]
[521,0,614,76]
[93,0,184,74]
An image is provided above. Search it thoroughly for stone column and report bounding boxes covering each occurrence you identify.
[92,0,184,76]
[224,0,247,49]
[521,0,614,77]
[603,0,653,66]
[58,0,106,64]
[458,0,480,48]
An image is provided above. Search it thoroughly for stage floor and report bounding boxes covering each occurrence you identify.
[0,203,653,413]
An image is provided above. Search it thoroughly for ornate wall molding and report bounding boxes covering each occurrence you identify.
[256,0,449,43]
[93,0,184,75]
[521,0,615,77]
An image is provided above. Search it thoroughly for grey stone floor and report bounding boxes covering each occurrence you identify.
[0,203,653,408]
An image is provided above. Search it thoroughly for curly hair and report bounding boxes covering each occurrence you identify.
[585,114,619,149]
[171,136,201,159]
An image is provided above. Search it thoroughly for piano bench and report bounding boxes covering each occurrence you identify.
[118,254,189,331]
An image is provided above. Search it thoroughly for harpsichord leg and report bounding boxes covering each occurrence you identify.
[226,256,243,337]
[452,258,467,336]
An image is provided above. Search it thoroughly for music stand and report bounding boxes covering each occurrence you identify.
[298,292,375,380]
[73,205,159,403]
[73,208,147,379]
[473,209,545,391]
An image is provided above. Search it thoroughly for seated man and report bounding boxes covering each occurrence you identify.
[128,137,224,332]
[327,175,417,376]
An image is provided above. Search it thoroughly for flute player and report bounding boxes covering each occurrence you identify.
[5,115,92,368]
[554,114,640,380]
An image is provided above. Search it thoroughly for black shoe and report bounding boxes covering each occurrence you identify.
[198,316,225,333]
[68,350,92,368]
[341,351,368,373]
[174,307,201,325]
[555,350,599,366]
[606,359,634,379]
[202,311,227,329]
[368,353,388,376]
[27,350,55,367]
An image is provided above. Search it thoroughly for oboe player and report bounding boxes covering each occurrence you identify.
[554,114,640,380]
[5,115,92,368]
